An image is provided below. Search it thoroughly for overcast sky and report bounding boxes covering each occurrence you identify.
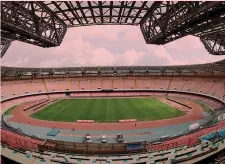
[1,25,224,68]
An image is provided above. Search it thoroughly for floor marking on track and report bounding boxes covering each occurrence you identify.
[59,131,155,137]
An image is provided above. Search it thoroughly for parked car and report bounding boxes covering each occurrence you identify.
[117,134,124,143]
[84,133,93,143]
[101,135,107,143]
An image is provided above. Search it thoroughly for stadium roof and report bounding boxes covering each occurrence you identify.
[1,1,225,57]
[1,60,225,79]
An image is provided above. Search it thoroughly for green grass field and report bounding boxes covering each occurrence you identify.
[31,98,185,122]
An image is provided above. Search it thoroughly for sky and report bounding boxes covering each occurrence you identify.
[1,25,224,68]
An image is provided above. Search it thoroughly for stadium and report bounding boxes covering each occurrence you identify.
[1,1,225,164]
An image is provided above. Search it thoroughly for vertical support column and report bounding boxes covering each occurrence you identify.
[78,80,80,89]
[167,77,173,90]
[102,79,103,88]
[154,79,157,89]
[42,78,49,99]
[135,79,137,89]
[123,79,125,89]
[90,80,92,90]
[142,78,145,89]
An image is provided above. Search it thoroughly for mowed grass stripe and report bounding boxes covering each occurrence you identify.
[106,99,117,122]
[124,98,143,119]
[31,98,185,122]
[53,100,83,121]
[141,98,184,120]
[86,99,105,121]
[78,99,93,119]
[30,100,67,120]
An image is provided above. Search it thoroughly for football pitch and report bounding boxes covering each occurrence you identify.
[31,98,185,122]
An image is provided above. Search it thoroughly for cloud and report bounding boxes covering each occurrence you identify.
[149,45,184,65]
[115,49,145,66]
[1,26,224,68]
[166,35,204,51]
[65,26,125,42]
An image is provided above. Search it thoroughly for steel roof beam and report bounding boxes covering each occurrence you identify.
[1,38,12,58]
[88,1,96,24]
[170,1,221,28]
[98,1,104,23]
[65,1,82,25]
[1,1,224,56]
[37,1,67,27]
[51,1,74,26]
[132,1,148,23]
[117,1,124,23]
[76,1,89,24]
[109,1,113,23]
[124,1,136,23]
[201,32,225,55]
[140,1,225,55]
[1,1,67,48]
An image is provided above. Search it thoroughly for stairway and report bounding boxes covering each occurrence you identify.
[42,78,49,99]
[167,77,173,90]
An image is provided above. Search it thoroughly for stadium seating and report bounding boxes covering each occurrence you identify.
[169,77,186,90]
[91,79,102,89]
[112,79,123,89]
[1,77,224,102]
[1,129,43,150]
[103,80,113,89]
[155,78,170,89]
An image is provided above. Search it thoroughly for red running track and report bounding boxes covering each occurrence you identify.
[9,98,204,131]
